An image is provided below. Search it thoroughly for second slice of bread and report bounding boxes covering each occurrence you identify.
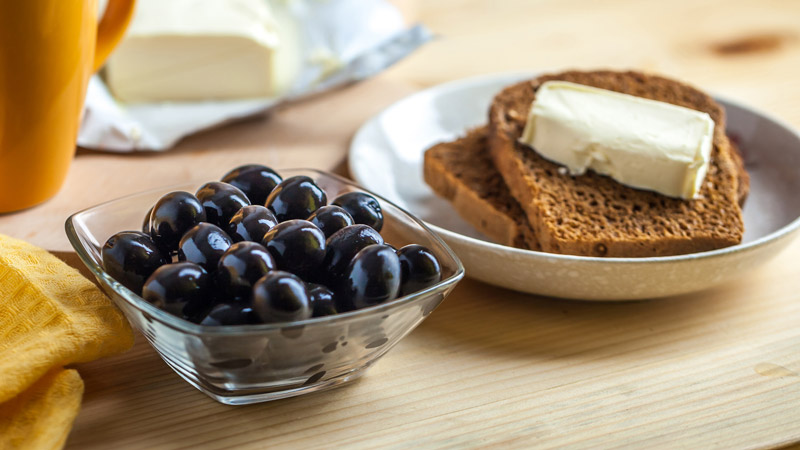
[424,127,540,250]
[489,70,745,257]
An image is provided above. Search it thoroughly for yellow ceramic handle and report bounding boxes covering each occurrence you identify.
[93,0,136,72]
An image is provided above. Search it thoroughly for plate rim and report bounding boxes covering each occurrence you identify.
[349,71,800,265]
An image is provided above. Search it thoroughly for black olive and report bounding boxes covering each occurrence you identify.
[261,220,326,279]
[216,241,275,301]
[149,191,207,253]
[252,271,312,323]
[227,205,278,243]
[195,181,250,227]
[102,231,169,295]
[221,164,282,205]
[183,300,216,324]
[322,224,384,288]
[142,262,212,319]
[306,283,338,317]
[265,175,327,222]
[178,223,233,272]
[199,303,261,326]
[332,192,383,232]
[307,205,354,238]
[397,244,442,296]
[340,245,401,310]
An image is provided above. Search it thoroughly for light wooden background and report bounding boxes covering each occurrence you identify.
[1,0,800,448]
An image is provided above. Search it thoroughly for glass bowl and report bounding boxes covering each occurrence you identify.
[66,169,464,405]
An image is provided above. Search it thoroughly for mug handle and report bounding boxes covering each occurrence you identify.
[93,0,136,72]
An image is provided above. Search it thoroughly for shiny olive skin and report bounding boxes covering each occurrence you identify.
[306,283,337,317]
[195,181,251,227]
[178,223,233,272]
[397,244,442,296]
[221,164,282,205]
[307,205,354,238]
[142,262,211,319]
[216,241,276,301]
[252,271,312,323]
[227,205,278,243]
[102,231,169,295]
[322,224,384,287]
[265,175,327,222]
[332,192,383,232]
[149,191,207,253]
[261,220,326,278]
[199,303,261,326]
[142,206,154,234]
[340,245,401,310]
[221,164,264,180]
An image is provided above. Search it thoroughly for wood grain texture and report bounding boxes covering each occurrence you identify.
[0,0,798,448]
[64,238,800,449]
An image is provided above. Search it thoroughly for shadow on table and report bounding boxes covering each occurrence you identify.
[68,331,359,448]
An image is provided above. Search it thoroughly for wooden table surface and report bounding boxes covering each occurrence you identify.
[2,0,800,448]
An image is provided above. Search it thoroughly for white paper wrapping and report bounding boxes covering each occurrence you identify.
[78,0,431,152]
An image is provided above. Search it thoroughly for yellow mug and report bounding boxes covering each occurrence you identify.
[0,0,135,213]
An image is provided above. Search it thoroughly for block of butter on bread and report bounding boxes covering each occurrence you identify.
[424,70,749,258]
[520,81,715,199]
[106,0,297,102]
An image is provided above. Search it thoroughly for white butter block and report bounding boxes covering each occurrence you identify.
[520,81,715,199]
[106,0,294,102]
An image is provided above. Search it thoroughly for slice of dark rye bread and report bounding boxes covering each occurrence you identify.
[488,70,746,257]
[424,125,748,253]
[424,126,541,250]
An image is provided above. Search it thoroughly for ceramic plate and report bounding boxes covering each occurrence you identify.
[349,72,800,300]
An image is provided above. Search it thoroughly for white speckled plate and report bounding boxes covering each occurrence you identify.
[349,73,800,300]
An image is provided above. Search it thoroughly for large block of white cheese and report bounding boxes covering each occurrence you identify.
[106,0,293,102]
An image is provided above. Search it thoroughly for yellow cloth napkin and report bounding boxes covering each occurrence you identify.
[0,235,134,449]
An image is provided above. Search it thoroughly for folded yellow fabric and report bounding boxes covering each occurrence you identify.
[0,369,83,449]
[0,234,134,449]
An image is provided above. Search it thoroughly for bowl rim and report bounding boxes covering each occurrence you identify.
[349,70,800,265]
[65,168,465,335]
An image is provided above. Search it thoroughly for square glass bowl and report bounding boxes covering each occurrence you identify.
[66,169,464,405]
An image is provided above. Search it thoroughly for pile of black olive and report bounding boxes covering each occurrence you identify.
[101,165,442,326]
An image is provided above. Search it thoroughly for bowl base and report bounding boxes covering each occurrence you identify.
[165,359,375,405]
